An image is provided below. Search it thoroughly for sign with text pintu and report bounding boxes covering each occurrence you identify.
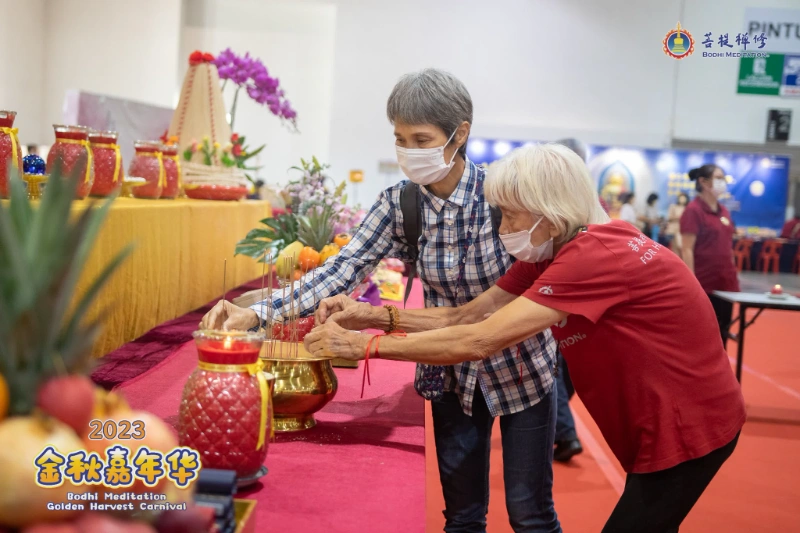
[739,8,800,97]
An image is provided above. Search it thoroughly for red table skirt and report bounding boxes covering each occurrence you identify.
[116,340,425,533]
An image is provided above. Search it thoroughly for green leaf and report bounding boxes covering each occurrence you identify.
[243,228,276,240]
[243,144,265,159]
[58,244,133,360]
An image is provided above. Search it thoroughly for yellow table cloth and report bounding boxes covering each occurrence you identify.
[70,198,271,357]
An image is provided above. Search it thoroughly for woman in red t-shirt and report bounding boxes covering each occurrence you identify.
[306,144,746,533]
[680,164,739,349]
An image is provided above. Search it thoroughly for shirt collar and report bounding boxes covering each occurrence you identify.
[420,157,477,210]
[694,197,721,215]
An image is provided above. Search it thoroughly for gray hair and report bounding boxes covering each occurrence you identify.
[485,144,610,243]
[554,138,588,162]
[387,68,473,156]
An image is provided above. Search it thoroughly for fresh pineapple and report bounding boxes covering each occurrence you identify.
[0,159,131,527]
[0,159,131,415]
[297,204,336,252]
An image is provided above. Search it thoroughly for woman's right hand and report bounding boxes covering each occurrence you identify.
[200,300,260,331]
[316,295,376,330]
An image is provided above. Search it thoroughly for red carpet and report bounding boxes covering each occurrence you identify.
[426,307,800,532]
[118,341,426,533]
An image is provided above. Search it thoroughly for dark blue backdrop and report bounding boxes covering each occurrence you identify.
[466,139,790,231]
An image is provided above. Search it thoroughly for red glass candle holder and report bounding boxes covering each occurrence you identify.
[178,330,273,478]
[128,141,165,199]
[88,131,124,197]
[0,110,22,198]
[47,125,94,199]
[160,144,181,199]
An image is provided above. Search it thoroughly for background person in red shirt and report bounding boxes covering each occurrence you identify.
[780,214,800,239]
[307,144,746,533]
[680,164,739,349]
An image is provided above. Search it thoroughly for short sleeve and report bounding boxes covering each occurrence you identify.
[680,205,700,235]
[495,261,545,296]
[523,235,629,323]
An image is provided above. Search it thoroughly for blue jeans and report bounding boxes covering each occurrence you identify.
[432,385,561,533]
[554,355,577,442]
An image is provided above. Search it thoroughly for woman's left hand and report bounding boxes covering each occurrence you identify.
[304,321,369,361]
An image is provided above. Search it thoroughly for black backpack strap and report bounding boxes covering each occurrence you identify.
[399,181,423,307]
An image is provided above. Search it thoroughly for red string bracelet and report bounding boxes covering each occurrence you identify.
[361,330,407,398]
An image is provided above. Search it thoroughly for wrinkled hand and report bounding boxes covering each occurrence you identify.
[199,300,260,331]
[304,321,368,361]
[315,294,375,330]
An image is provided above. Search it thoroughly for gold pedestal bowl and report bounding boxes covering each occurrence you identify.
[259,341,338,432]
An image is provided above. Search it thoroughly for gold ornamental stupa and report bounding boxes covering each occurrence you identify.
[672,23,686,54]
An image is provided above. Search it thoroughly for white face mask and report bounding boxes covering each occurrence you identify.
[712,178,727,197]
[396,129,458,186]
[500,216,554,263]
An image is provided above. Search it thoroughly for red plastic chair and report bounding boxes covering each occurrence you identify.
[733,239,753,271]
[756,239,784,273]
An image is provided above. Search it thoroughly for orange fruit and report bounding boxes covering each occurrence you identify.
[298,246,321,272]
[293,269,303,281]
[334,233,351,248]
[319,243,340,264]
[0,374,8,421]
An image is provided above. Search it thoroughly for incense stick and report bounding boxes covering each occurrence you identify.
[222,259,228,302]
[267,253,274,358]
[259,256,267,333]
[312,269,317,310]
[296,271,305,359]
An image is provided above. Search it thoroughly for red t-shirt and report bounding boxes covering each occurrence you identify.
[495,220,746,473]
[680,198,739,293]
[780,217,800,239]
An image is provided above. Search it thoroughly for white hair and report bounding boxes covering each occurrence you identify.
[485,143,610,243]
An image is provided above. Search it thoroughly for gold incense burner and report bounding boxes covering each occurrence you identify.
[259,341,338,432]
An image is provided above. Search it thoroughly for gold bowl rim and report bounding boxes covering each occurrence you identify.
[193,329,266,342]
[260,340,336,362]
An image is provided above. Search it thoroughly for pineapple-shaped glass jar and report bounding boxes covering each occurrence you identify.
[160,143,181,199]
[128,141,165,199]
[178,330,273,478]
[88,130,124,197]
[0,110,22,198]
[47,125,94,199]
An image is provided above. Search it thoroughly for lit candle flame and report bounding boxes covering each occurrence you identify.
[223,336,233,350]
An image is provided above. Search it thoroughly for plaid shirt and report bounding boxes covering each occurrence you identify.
[252,159,556,417]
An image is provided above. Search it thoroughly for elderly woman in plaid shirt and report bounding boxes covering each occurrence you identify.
[201,69,560,533]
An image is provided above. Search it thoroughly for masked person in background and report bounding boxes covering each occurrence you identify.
[680,165,739,349]
[201,68,561,533]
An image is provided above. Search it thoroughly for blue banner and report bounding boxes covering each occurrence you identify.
[467,139,789,231]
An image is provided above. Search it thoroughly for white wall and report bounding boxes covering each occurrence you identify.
[1,0,796,209]
[0,0,46,142]
[674,0,800,145]
[327,0,682,204]
[179,0,336,187]
[40,0,182,145]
